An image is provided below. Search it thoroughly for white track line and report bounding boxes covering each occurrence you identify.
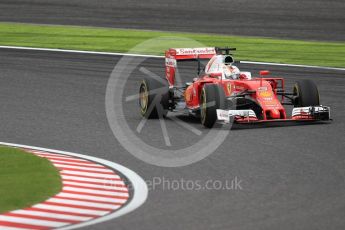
[29,150,74,157]
[62,186,129,197]
[240,60,345,71]
[50,159,106,167]
[0,45,344,71]
[36,154,89,162]
[0,45,162,58]
[33,204,109,216]
[0,216,69,228]
[57,193,127,204]
[61,175,125,185]
[47,198,120,210]
[53,164,114,173]
[60,170,120,179]
[0,142,148,230]
[11,210,91,222]
[0,226,27,230]
[62,181,128,191]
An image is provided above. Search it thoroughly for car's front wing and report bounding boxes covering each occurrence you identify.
[216,106,331,124]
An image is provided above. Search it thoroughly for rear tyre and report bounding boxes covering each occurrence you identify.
[139,76,169,119]
[200,84,226,128]
[293,79,320,107]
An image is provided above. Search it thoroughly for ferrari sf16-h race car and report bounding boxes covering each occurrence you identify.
[139,47,331,128]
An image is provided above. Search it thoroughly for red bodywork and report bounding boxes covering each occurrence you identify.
[184,75,287,122]
[165,48,322,123]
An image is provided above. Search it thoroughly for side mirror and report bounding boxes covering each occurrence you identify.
[260,70,270,76]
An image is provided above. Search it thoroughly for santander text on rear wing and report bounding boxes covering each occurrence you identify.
[165,47,216,60]
[165,47,216,86]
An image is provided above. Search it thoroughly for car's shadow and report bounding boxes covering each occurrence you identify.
[173,114,332,130]
[173,114,201,124]
[230,120,332,130]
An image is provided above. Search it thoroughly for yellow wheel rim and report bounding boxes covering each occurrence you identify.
[139,81,148,115]
[201,88,207,124]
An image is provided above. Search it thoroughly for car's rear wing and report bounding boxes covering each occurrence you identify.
[165,47,216,86]
[165,47,216,60]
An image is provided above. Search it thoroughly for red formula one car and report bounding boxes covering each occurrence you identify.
[139,47,330,128]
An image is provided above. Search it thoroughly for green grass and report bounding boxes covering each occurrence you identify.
[0,146,62,213]
[0,22,344,67]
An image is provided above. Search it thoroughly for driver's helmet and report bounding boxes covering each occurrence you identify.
[224,65,240,79]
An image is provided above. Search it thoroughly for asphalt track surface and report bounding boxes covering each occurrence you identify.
[0,48,345,230]
[0,0,344,41]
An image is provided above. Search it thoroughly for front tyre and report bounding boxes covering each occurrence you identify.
[200,84,226,128]
[293,79,320,107]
